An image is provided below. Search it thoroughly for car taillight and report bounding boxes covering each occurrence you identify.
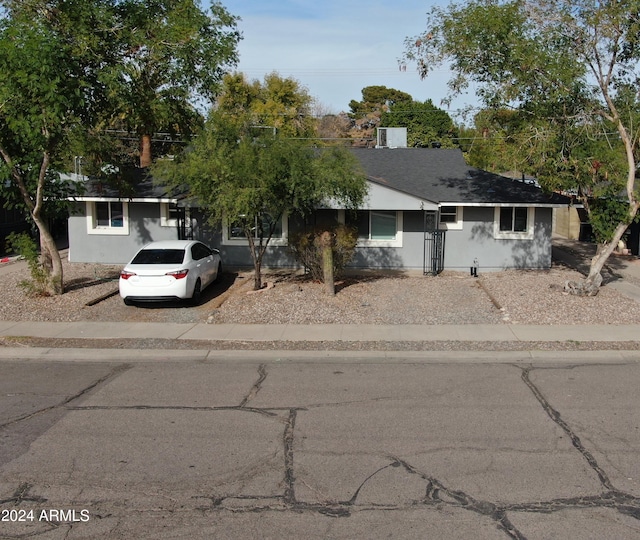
[120,271,136,280]
[166,269,189,279]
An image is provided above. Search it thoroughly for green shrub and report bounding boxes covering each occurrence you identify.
[5,232,50,297]
[289,224,358,281]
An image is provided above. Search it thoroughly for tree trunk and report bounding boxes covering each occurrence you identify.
[590,221,630,282]
[33,214,63,295]
[320,230,335,295]
[140,133,152,168]
[2,147,64,295]
[253,258,262,291]
[40,235,52,273]
[245,233,263,290]
[567,75,640,296]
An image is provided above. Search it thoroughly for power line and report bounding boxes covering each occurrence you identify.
[238,67,452,78]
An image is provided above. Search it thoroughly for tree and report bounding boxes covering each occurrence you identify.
[381,99,458,148]
[312,101,352,142]
[405,0,640,294]
[217,72,317,138]
[0,0,240,295]
[348,86,413,119]
[155,111,367,290]
[346,86,413,141]
[316,112,352,141]
[0,0,119,294]
[466,108,527,171]
[113,0,241,167]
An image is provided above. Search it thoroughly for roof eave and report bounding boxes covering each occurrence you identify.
[440,201,580,208]
[68,196,180,203]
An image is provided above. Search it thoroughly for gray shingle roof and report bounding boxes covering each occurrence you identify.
[350,148,571,206]
[74,168,180,201]
[74,149,572,207]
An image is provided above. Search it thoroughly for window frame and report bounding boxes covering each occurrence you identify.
[160,202,179,227]
[86,200,130,236]
[346,210,403,247]
[493,206,534,240]
[438,205,463,230]
[222,212,289,246]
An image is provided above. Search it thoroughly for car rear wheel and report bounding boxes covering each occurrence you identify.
[190,278,202,305]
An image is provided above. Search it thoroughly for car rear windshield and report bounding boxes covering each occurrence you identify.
[131,249,185,265]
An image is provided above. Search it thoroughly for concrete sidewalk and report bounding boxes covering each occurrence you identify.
[0,320,638,343]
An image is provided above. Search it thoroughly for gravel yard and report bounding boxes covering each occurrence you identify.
[1,256,640,326]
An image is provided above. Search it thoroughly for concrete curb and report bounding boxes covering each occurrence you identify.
[1,321,640,342]
[1,347,639,363]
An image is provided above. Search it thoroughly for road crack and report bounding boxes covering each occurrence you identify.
[283,409,297,505]
[390,456,526,539]
[239,364,267,408]
[0,364,131,430]
[68,404,278,418]
[521,367,613,490]
[0,482,47,506]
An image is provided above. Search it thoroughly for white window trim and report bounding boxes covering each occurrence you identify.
[493,207,535,240]
[352,210,403,248]
[86,201,130,236]
[222,213,289,246]
[160,202,178,227]
[439,206,463,230]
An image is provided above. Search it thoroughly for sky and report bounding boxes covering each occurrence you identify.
[223,0,478,121]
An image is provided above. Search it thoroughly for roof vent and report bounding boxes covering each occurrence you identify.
[376,127,407,148]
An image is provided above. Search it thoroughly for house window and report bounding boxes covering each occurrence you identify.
[223,212,287,246]
[500,207,528,232]
[439,206,463,230]
[160,203,179,227]
[494,207,534,240]
[346,210,403,247]
[96,201,123,227]
[86,201,129,235]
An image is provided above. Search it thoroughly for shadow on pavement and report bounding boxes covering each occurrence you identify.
[552,236,639,285]
[126,271,240,310]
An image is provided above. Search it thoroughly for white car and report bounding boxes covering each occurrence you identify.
[119,240,222,305]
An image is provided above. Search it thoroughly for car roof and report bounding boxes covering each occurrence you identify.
[140,240,201,250]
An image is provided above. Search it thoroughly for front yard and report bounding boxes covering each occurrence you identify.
[2,259,640,326]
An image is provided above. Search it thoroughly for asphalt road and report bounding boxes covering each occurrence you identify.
[1,353,640,539]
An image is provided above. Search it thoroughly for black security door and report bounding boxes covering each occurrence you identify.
[423,211,445,275]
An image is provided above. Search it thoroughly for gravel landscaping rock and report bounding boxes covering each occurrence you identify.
[1,256,640,327]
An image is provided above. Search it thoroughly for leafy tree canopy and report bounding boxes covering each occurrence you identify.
[0,0,241,294]
[110,0,241,166]
[0,0,123,293]
[348,86,413,119]
[216,72,316,138]
[465,108,532,171]
[155,110,367,289]
[381,99,457,148]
